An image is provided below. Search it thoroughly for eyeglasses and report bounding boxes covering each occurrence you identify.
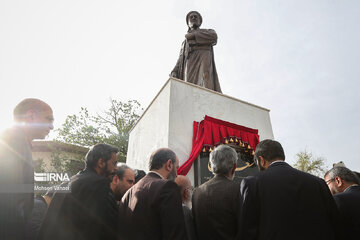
[325,179,334,185]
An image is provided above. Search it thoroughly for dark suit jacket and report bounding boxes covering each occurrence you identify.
[333,185,360,240]
[26,196,47,240]
[240,161,341,240]
[0,127,34,239]
[183,205,197,240]
[120,172,188,240]
[192,175,241,240]
[38,168,118,240]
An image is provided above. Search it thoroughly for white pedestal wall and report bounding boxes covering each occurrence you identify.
[126,78,274,184]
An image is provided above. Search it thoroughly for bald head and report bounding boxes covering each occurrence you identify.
[14,98,52,122]
[175,175,191,190]
[13,98,54,140]
[175,175,192,204]
[148,148,179,181]
[148,148,176,171]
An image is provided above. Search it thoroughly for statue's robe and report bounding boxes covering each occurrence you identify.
[171,29,222,93]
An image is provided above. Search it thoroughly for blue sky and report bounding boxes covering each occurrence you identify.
[1,0,359,171]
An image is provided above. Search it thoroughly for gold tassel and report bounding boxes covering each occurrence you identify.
[202,147,206,152]
[209,147,213,152]
[225,139,229,144]
[230,138,234,143]
[248,144,251,149]
[251,150,255,156]
[235,138,238,143]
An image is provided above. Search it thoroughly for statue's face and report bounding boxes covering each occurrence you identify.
[187,12,201,29]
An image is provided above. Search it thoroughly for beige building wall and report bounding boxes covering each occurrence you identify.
[32,141,88,173]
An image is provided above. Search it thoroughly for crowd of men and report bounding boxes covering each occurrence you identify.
[1,98,359,240]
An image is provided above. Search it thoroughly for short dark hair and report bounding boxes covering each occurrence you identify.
[13,98,51,121]
[134,169,146,183]
[114,165,131,180]
[148,148,176,171]
[85,143,118,169]
[254,139,285,162]
[325,167,360,184]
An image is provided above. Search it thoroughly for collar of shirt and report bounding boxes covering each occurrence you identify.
[270,160,284,166]
[344,184,359,192]
[149,171,165,179]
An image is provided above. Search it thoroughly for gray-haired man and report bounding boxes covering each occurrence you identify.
[192,145,241,240]
[324,167,360,239]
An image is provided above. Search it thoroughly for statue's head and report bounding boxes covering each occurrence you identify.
[186,11,202,30]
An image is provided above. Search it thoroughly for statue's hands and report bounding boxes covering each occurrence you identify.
[185,32,196,40]
[170,71,178,78]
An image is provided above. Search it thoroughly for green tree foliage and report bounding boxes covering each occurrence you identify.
[56,99,142,162]
[33,158,46,173]
[293,149,327,177]
[49,150,85,176]
[33,141,88,177]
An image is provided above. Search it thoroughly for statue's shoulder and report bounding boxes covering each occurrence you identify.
[199,28,216,32]
[197,28,217,36]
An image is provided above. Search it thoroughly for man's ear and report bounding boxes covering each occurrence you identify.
[165,159,173,171]
[183,187,189,201]
[24,109,36,122]
[97,158,106,169]
[231,163,236,175]
[335,176,343,187]
[111,174,118,183]
[259,156,266,168]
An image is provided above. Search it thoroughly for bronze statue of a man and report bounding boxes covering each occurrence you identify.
[170,11,222,93]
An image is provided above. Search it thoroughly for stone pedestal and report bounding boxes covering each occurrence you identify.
[126,78,274,185]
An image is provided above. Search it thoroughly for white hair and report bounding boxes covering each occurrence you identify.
[209,145,237,175]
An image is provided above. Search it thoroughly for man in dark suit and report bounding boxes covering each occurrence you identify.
[120,148,188,240]
[324,166,360,240]
[25,187,55,240]
[38,143,119,240]
[240,139,341,240]
[175,175,197,240]
[0,98,54,239]
[110,164,135,201]
[25,194,48,240]
[192,145,241,240]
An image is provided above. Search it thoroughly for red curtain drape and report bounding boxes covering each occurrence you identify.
[177,115,260,176]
